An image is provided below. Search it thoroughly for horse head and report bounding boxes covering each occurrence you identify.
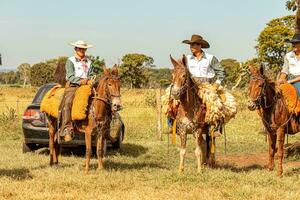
[94,65,122,112]
[247,64,267,111]
[170,55,190,100]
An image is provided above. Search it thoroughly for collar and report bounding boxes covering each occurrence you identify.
[74,56,88,62]
[190,51,207,61]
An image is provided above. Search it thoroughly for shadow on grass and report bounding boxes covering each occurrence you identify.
[107,143,148,158]
[215,163,265,173]
[37,143,148,158]
[0,168,33,180]
[88,161,169,171]
[285,167,300,177]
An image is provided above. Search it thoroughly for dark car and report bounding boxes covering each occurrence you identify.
[22,83,125,153]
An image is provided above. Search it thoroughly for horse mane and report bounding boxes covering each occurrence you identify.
[54,61,67,87]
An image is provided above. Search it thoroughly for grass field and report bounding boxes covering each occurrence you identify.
[0,85,300,200]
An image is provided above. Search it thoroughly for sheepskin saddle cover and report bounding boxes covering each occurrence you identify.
[279,83,300,115]
[40,84,92,120]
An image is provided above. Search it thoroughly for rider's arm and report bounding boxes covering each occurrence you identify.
[65,59,81,85]
[211,56,225,84]
[278,55,289,84]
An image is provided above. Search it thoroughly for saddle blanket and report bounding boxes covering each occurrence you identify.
[40,84,92,120]
[279,83,300,115]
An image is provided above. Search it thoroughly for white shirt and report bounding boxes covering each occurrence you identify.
[282,51,300,76]
[68,56,92,79]
[187,52,216,78]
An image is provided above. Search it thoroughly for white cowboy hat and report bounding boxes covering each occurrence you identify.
[70,40,93,49]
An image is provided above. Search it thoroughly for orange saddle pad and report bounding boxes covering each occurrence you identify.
[279,83,300,115]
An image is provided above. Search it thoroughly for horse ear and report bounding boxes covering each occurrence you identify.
[182,54,188,67]
[170,55,178,68]
[248,65,256,75]
[111,64,119,76]
[103,66,110,76]
[259,64,264,76]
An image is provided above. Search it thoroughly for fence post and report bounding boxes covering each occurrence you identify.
[156,88,162,141]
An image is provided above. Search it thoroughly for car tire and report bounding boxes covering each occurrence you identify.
[22,143,37,153]
[112,127,123,149]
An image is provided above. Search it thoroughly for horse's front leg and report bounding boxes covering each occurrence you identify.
[84,126,93,174]
[195,128,205,172]
[178,125,187,173]
[96,126,107,170]
[276,127,285,177]
[267,131,276,171]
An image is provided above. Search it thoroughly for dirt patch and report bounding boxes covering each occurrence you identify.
[216,153,300,171]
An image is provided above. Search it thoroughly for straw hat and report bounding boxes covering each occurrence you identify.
[70,40,93,49]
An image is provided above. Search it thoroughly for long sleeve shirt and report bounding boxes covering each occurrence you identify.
[65,56,94,84]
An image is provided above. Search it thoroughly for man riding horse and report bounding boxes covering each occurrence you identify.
[278,33,300,94]
[59,40,95,142]
[182,34,225,136]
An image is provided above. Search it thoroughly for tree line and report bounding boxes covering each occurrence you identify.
[0,1,297,89]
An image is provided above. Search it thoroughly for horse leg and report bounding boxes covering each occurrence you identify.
[96,133,105,170]
[85,128,92,174]
[276,128,285,177]
[208,137,216,167]
[52,135,60,165]
[179,128,187,172]
[195,129,204,172]
[267,132,276,171]
[48,120,55,166]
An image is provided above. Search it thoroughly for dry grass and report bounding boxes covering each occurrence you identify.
[0,86,300,200]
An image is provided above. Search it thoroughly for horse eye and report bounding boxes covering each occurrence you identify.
[108,83,112,86]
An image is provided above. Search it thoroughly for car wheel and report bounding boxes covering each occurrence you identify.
[112,127,123,149]
[22,143,37,153]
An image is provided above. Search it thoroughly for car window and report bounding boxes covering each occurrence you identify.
[32,85,55,104]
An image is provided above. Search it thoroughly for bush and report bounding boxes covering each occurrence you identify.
[30,62,55,86]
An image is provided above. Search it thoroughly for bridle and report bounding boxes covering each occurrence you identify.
[92,75,121,106]
[249,75,276,109]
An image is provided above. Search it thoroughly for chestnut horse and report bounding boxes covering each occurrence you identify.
[170,55,215,172]
[47,66,121,173]
[248,65,300,176]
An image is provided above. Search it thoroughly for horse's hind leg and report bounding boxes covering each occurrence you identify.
[267,132,276,171]
[48,119,56,166]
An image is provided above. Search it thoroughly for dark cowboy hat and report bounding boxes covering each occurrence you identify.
[287,33,300,44]
[182,34,210,48]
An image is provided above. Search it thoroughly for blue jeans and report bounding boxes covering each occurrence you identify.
[292,82,300,97]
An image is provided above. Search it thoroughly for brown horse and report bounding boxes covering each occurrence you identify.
[47,66,121,173]
[170,55,215,172]
[248,65,300,176]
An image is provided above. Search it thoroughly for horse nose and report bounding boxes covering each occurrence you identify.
[247,100,256,111]
[112,102,122,111]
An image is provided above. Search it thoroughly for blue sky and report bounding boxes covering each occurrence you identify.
[0,0,293,69]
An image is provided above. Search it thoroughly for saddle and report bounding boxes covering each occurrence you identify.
[279,83,300,115]
[40,84,92,120]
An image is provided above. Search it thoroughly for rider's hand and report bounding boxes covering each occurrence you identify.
[277,79,287,85]
[87,80,93,85]
[79,79,88,85]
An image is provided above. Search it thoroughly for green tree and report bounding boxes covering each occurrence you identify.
[286,0,298,11]
[17,63,31,87]
[88,55,105,75]
[256,15,294,78]
[30,62,55,86]
[220,59,241,88]
[120,53,154,88]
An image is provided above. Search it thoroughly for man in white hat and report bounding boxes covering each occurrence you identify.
[59,40,94,142]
